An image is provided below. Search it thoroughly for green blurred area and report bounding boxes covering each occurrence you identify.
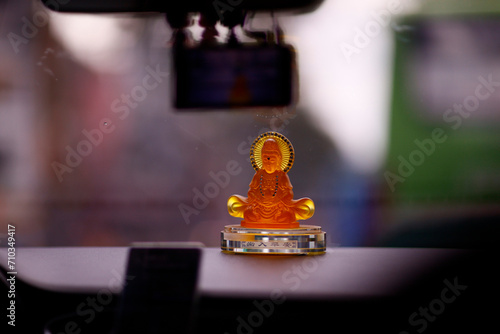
[386,0,500,203]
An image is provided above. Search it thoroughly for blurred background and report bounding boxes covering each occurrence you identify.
[0,0,499,248]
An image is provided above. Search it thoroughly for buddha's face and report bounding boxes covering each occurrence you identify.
[261,139,282,173]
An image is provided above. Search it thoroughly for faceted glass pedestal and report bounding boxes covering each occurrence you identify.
[221,224,326,255]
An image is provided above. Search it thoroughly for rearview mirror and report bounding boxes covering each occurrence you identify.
[41,0,324,13]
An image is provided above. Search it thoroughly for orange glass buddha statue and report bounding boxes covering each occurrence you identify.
[227,132,315,229]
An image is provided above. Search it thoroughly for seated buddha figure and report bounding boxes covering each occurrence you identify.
[227,133,314,229]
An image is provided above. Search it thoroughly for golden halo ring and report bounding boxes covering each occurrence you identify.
[250,132,294,173]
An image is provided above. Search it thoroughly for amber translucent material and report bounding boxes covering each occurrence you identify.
[227,132,315,229]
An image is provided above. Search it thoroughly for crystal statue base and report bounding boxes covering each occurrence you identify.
[221,224,326,255]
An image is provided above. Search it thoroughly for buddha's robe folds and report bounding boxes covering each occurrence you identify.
[228,169,314,229]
